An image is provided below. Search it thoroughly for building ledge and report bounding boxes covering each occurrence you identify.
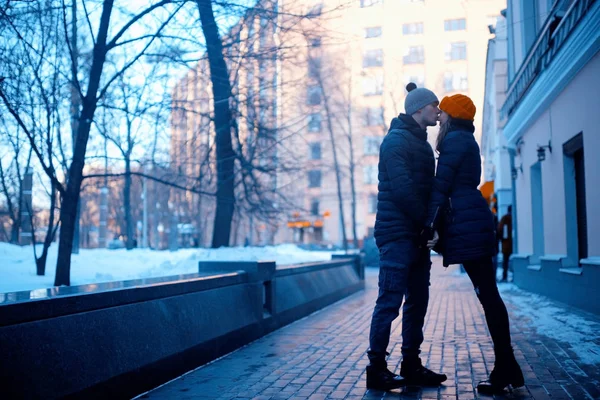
[559,267,583,275]
[540,254,566,262]
[581,257,600,267]
[527,264,542,271]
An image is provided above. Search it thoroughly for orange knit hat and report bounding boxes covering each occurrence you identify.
[439,94,476,121]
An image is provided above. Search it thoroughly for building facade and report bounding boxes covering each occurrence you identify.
[483,0,600,313]
[171,0,506,248]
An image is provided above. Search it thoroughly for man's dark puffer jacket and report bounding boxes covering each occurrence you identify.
[425,118,496,265]
[374,114,435,266]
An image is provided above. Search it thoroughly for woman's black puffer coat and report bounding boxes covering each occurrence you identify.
[425,119,496,265]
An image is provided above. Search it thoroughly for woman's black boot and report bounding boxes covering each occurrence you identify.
[477,352,524,394]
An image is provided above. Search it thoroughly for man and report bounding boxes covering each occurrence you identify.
[497,206,513,282]
[367,83,447,390]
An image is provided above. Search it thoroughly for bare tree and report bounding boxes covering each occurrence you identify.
[194,0,237,248]
[0,0,187,285]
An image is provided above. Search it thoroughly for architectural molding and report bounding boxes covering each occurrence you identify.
[504,2,600,145]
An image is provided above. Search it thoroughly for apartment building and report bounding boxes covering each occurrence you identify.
[171,0,505,248]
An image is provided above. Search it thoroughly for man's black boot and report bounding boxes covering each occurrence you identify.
[477,352,524,394]
[366,364,406,391]
[400,358,447,386]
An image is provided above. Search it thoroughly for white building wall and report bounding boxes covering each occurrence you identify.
[514,51,600,258]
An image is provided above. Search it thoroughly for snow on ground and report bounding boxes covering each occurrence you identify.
[0,242,338,294]
[498,283,600,365]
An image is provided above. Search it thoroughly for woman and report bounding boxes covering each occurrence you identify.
[423,94,524,394]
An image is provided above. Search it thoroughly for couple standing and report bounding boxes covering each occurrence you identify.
[366,83,524,394]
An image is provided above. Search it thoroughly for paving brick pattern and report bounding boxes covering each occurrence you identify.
[139,259,600,400]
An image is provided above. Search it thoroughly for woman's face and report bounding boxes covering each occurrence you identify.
[438,110,450,125]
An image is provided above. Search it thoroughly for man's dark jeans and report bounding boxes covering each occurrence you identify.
[368,243,431,365]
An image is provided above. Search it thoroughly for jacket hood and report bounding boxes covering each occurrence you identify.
[389,114,428,141]
[448,118,475,134]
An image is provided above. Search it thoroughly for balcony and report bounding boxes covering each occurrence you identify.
[500,0,597,120]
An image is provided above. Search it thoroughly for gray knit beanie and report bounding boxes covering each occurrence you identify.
[404,82,439,115]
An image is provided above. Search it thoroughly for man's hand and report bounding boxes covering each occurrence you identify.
[427,230,439,249]
[418,227,434,248]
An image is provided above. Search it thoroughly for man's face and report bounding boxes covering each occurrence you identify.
[421,103,440,127]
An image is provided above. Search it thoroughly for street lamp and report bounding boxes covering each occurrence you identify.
[537,140,552,162]
[511,164,523,180]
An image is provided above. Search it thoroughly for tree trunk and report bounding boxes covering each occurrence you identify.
[36,183,57,275]
[124,157,134,249]
[70,0,82,254]
[321,86,348,252]
[9,216,19,244]
[196,0,235,248]
[55,0,114,286]
[0,160,21,244]
[347,96,359,249]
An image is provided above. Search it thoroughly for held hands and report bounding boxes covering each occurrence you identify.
[419,227,439,249]
[427,231,439,249]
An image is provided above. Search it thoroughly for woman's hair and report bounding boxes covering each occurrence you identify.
[435,118,451,153]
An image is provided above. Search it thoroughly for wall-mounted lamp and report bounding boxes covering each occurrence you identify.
[537,141,552,162]
[511,164,523,180]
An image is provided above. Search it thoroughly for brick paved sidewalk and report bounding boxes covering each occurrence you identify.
[138,257,600,400]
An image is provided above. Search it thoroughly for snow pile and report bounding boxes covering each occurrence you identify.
[499,284,600,365]
[0,242,338,294]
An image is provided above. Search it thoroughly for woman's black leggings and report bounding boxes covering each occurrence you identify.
[462,256,512,356]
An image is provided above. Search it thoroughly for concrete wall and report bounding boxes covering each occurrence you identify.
[0,256,364,399]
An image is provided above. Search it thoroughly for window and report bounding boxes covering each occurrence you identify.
[247,69,255,88]
[308,57,321,79]
[403,46,424,64]
[368,193,378,214]
[444,18,466,31]
[247,20,255,39]
[404,74,425,89]
[362,73,384,96]
[363,165,378,185]
[307,85,322,105]
[363,49,383,68]
[402,22,424,35]
[364,136,383,155]
[360,0,383,7]
[308,170,322,188]
[308,113,322,132]
[445,42,467,61]
[363,107,385,126]
[310,37,321,48]
[259,17,269,47]
[522,1,537,53]
[365,27,382,38]
[309,142,321,160]
[310,199,320,216]
[443,71,468,92]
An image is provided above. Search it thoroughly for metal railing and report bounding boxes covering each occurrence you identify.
[500,0,597,120]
